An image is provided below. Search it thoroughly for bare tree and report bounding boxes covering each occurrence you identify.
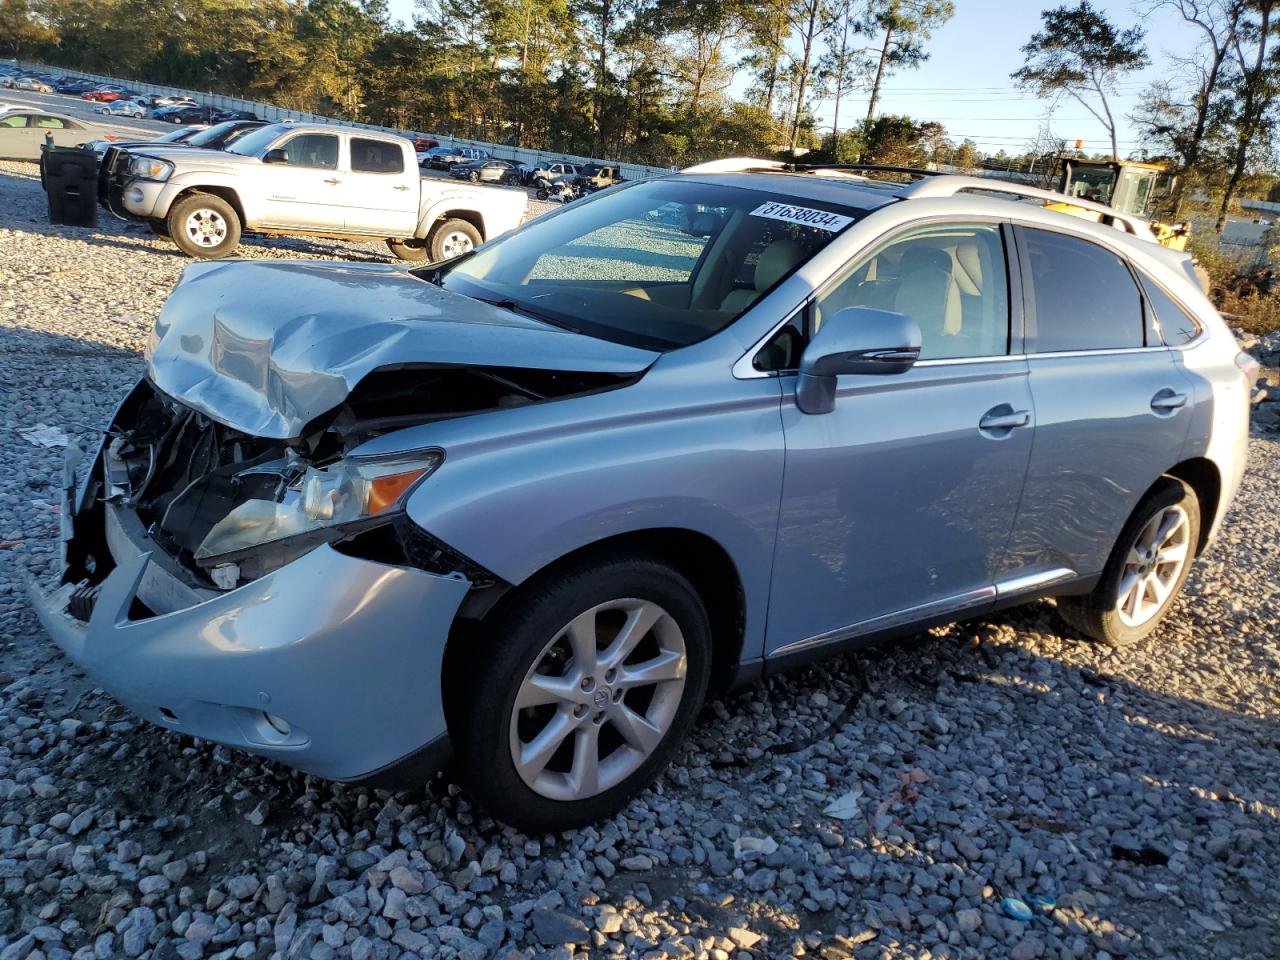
[1012,1,1149,161]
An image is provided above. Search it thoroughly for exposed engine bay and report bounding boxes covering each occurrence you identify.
[80,365,633,595]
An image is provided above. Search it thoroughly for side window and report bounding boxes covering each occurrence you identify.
[1022,228,1144,352]
[1137,271,1203,346]
[34,116,68,129]
[814,222,1010,360]
[278,134,338,169]
[351,138,403,174]
[0,115,28,127]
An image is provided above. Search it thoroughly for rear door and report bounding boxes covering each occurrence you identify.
[342,136,417,235]
[0,113,35,159]
[256,131,343,229]
[1002,225,1195,581]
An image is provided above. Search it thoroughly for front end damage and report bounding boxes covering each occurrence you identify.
[29,258,653,781]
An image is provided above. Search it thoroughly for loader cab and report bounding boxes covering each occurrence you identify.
[1055,157,1170,218]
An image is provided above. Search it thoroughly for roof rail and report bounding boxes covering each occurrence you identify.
[901,174,1156,241]
[785,163,941,180]
[680,157,785,174]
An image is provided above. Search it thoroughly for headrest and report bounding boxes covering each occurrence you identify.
[755,239,806,291]
[898,246,952,275]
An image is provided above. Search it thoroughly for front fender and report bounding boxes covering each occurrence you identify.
[151,172,252,221]
[390,366,785,663]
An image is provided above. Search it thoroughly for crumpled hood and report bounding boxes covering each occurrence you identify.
[146,260,658,439]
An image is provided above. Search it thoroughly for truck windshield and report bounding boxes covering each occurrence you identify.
[435,179,862,351]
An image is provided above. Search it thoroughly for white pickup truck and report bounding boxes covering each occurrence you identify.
[108,122,527,261]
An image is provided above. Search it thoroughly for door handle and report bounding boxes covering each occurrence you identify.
[323,177,341,185]
[979,408,1031,432]
[1150,389,1187,412]
[393,184,410,191]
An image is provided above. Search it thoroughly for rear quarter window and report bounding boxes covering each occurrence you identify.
[1022,227,1145,352]
[1138,272,1203,345]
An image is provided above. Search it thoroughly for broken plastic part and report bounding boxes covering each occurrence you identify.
[210,563,240,590]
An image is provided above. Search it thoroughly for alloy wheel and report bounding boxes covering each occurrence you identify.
[438,230,474,258]
[1115,505,1190,627]
[184,209,227,248]
[509,598,687,802]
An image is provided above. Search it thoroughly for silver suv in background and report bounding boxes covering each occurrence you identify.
[31,161,1252,832]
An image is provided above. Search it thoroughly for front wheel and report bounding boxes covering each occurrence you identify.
[535,187,549,200]
[386,238,428,262]
[427,218,481,261]
[167,192,241,259]
[450,555,712,832]
[1057,477,1200,647]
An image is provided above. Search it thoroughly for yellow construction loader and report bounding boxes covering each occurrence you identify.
[1049,157,1190,251]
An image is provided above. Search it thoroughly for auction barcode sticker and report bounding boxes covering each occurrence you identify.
[749,201,853,232]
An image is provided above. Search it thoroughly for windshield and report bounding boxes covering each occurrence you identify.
[436,178,862,351]
[226,124,286,157]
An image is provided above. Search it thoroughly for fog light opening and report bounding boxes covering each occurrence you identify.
[263,712,290,737]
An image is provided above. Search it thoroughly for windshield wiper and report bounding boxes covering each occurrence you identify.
[473,295,584,335]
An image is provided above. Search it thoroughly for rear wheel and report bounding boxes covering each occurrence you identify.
[167,192,241,259]
[1057,477,1200,647]
[428,218,481,261]
[450,555,712,832]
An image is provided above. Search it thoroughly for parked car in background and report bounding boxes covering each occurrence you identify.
[108,121,525,260]
[53,78,98,95]
[0,109,109,160]
[412,136,439,152]
[153,95,197,108]
[82,86,133,103]
[575,161,624,190]
[531,160,580,183]
[158,104,214,124]
[212,109,258,122]
[449,158,518,184]
[12,75,55,94]
[81,125,204,160]
[428,145,488,170]
[96,99,146,119]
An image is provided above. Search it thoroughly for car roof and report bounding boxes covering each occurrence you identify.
[676,171,903,212]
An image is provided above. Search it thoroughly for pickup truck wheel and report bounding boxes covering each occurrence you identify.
[429,219,482,261]
[386,239,429,262]
[168,193,241,259]
[450,555,711,832]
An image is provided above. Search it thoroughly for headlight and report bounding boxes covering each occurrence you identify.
[129,156,173,181]
[194,450,443,561]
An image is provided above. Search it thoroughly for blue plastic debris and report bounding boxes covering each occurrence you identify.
[1002,897,1035,921]
[1027,893,1057,912]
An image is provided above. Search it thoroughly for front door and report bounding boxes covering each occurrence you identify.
[342,136,418,236]
[767,221,1034,657]
[1002,225,1195,580]
[257,131,343,229]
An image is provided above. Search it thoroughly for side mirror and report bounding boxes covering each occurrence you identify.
[795,307,922,415]
[263,148,287,164]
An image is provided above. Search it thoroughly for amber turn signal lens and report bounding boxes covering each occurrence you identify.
[367,469,428,515]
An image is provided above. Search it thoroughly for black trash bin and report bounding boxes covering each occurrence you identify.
[41,141,99,227]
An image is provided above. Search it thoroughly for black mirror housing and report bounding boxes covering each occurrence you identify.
[795,307,922,415]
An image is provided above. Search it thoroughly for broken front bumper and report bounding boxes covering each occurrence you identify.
[28,450,471,782]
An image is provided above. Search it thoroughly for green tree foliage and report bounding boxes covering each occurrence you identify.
[11,0,962,167]
[1013,1,1149,161]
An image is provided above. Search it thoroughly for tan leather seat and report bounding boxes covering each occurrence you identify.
[720,239,806,313]
[893,246,960,348]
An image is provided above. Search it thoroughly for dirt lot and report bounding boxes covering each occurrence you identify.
[1,160,1278,960]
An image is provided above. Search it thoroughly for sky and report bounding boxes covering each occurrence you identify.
[383,0,1202,156]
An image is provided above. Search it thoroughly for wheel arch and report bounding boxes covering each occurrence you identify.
[430,208,485,240]
[1163,457,1221,556]
[169,185,246,226]
[444,527,748,713]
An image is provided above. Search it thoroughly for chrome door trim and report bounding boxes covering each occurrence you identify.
[769,586,997,659]
[993,567,1077,598]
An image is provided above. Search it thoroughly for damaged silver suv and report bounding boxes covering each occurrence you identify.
[31,163,1252,831]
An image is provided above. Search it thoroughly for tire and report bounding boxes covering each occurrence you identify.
[167,192,241,259]
[1057,477,1200,647]
[427,218,481,261]
[536,187,549,200]
[147,220,171,239]
[450,554,712,832]
[468,170,480,182]
[386,238,429,262]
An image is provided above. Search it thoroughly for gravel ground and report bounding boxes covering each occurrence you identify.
[2,160,1279,960]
